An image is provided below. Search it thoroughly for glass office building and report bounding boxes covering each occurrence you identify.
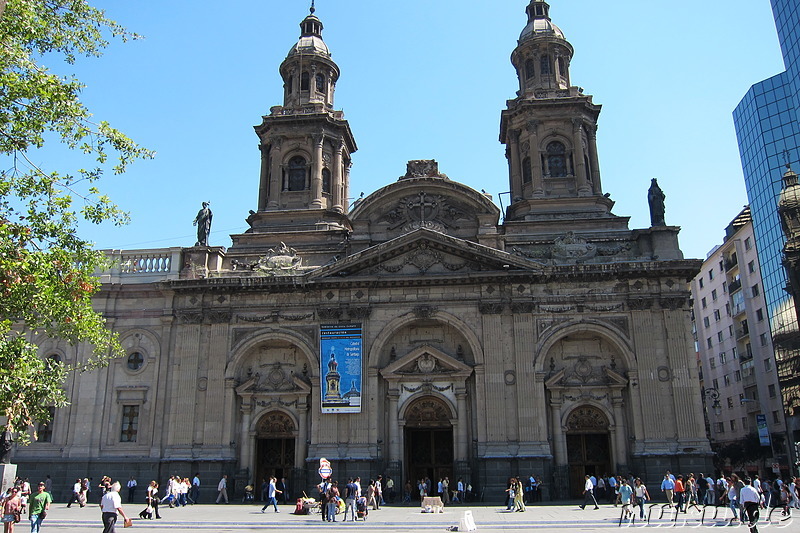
[733,0,800,468]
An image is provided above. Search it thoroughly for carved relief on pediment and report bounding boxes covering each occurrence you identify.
[380,192,470,234]
[374,242,475,275]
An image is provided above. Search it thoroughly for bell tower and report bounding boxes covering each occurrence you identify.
[248,3,357,233]
[500,0,612,224]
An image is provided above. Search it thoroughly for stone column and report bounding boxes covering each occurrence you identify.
[528,120,544,198]
[344,161,352,212]
[612,397,627,470]
[587,124,602,194]
[388,389,400,463]
[258,143,269,211]
[508,129,522,201]
[240,402,253,474]
[332,140,344,213]
[550,400,566,466]
[311,134,324,208]
[297,401,309,469]
[572,118,590,195]
[456,390,469,461]
[268,138,282,208]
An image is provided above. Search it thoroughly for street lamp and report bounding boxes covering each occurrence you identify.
[704,387,722,416]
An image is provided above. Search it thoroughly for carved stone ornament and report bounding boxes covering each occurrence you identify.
[413,306,438,319]
[416,353,438,374]
[510,302,535,314]
[206,310,232,323]
[175,310,203,324]
[256,411,295,437]
[231,242,302,276]
[380,192,468,235]
[405,397,451,427]
[402,160,445,179]
[318,308,343,320]
[565,406,610,431]
[479,303,505,315]
[376,242,472,275]
[552,231,597,263]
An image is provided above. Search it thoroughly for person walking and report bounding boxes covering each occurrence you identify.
[619,479,633,519]
[579,475,599,510]
[260,477,281,513]
[739,477,763,533]
[100,482,129,533]
[28,482,51,533]
[215,475,228,504]
[512,478,526,512]
[191,474,200,504]
[1,487,22,533]
[66,480,82,508]
[633,478,650,520]
[661,473,675,506]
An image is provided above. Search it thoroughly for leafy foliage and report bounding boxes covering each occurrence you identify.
[0,0,153,443]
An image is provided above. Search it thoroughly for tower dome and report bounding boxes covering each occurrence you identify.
[519,0,566,42]
[287,7,330,57]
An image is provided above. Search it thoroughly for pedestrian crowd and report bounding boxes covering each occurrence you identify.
[0,477,51,533]
[577,470,800,526]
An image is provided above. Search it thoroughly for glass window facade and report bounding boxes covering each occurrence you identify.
[733,0,800,463]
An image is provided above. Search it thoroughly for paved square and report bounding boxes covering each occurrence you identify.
[36,501,796,532]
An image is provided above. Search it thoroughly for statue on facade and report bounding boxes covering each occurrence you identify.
[192,202,213,246]
[647,178,666,227]
[0,429,14,464]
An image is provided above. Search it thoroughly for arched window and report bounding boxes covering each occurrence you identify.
[287,76,293,94]
[559,58,567,77]
[522,157,532,184]
[546,141,567,177]
[288,156,307,191]
[322,168,331,194]
[301,72,310,91]
[540,55,551,75]
[525,59,536,80]
[315,73,326,94]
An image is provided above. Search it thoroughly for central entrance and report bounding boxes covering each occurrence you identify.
[403,396,454,492]
[565,406,611,498]
[254,412,295,493]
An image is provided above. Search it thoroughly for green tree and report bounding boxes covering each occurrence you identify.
[0,0,152,444]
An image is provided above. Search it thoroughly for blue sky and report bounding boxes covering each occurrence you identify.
[47,0,786,259]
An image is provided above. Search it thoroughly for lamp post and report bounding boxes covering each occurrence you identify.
[704,387,722,417]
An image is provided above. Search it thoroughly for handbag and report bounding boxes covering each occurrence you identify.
[123,516,133,528]
[13,511,20,523]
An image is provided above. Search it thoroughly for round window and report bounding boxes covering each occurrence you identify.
[127,352,145,371]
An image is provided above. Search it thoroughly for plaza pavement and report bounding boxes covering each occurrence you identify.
[35,500,796,533]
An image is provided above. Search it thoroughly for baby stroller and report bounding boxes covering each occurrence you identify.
[356,496,368,521]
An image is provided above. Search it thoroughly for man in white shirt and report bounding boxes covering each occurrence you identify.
[126,477,137,503]
[739,478,763,532]
[100,482,129,532]
[580,475,599,510]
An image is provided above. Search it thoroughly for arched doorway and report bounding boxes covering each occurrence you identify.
[404,396,454,493]
[566,406,611,498]
[255,412,296,493]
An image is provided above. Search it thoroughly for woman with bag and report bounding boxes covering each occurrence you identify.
[633,478,650,520]
[1,487,22,533]
[139,480,161,520]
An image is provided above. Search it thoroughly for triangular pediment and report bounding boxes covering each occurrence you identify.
[380,345,473,381]
[236,370,312,396]
[309,228,541,279]
[545,364,629,390]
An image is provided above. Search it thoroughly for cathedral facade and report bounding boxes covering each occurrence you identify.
[16,1,712,501]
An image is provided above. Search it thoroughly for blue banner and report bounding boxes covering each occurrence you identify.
[756,414,771,447]
[320,324,362,414]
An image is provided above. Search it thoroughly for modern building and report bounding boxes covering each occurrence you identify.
[690,207,788,475]
[733,0,800,470]
[14,1,711,501]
